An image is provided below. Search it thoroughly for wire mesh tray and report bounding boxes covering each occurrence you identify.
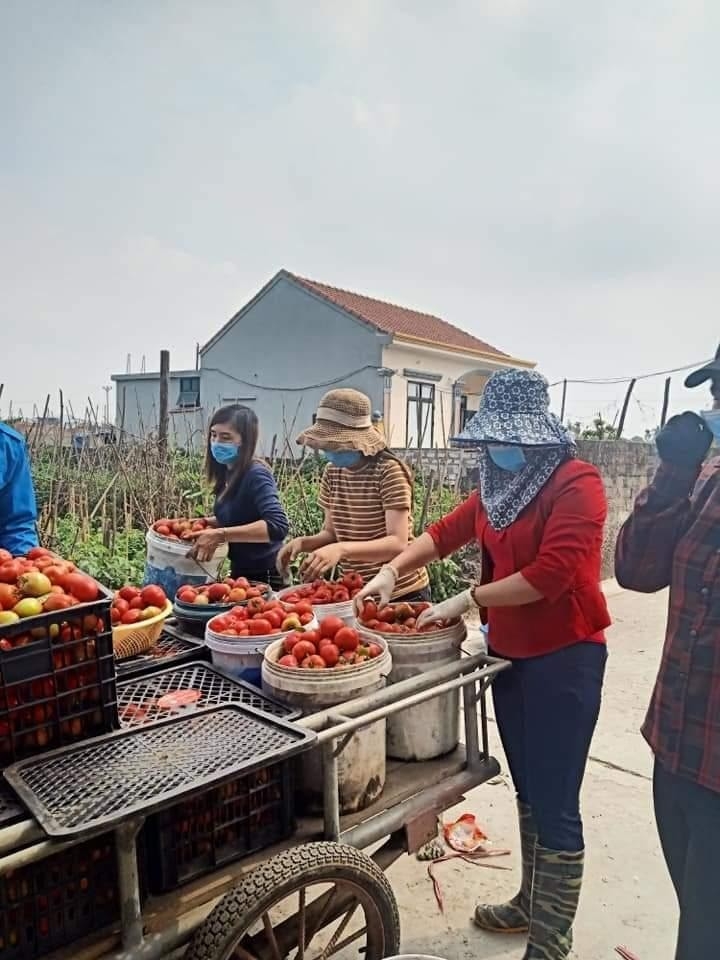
[117,661,300,726]
[115,629,206,679]
[0,780,26,828]
[3,704,316,838]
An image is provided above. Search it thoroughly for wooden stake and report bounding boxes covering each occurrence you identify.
[159,350,170,454]
[660,377,671,427]
[616,379,637,439]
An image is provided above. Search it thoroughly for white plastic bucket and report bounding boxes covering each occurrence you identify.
[262,637,392,814]
[358,620,466,761]
[143,528,228,598]
[277,585,355,625]
[205,615,318,687]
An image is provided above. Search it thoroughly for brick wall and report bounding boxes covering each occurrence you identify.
[395,441,658,580]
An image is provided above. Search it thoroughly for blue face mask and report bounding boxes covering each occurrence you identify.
[322,450,363,468]
[487,445,527,472]
[211,441,240,465]
[701,410,720,441]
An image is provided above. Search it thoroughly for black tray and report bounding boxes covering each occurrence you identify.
[4,704,316,838]
[115,629,208,679]
[117,661,300,726]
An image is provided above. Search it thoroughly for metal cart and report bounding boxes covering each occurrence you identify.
[0,649,508,960]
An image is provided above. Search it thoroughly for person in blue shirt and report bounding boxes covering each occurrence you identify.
[0,421,39,557]
[187,405,289,590]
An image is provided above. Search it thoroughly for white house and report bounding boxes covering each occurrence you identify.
[111,270,534,451]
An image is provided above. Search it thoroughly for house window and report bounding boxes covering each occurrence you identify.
[406,381,435,447]
[177,377,200,409]
[459,396,476,429]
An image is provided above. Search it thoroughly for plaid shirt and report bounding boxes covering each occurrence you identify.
[615,458,720,793]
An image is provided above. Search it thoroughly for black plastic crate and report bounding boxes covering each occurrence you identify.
[0,589,117,767]
[115,627,208,680]
[144,759,294,894]
[117,661,300,726]
[0,833,119,960]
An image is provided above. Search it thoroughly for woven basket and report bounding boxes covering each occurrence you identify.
[112,600,173,660]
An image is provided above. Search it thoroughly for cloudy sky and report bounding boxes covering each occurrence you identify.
[2,0,718,434]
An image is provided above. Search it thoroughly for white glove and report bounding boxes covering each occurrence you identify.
[352,565,398,615]
[416,589,475,628]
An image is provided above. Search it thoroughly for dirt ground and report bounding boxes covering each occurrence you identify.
[384,584,677,960]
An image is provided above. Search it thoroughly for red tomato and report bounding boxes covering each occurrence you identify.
[283,632,303,654]
[294,600,314,616]
[207,583,230,603]
[320,643,340,667]
[361,600,378,621]
[120,609,142,625]
[0,583,20,610]
[140,585,167,608]
[278,654,300,668]
[368,642,383,658]
[264,609,284,630]
[26,547,53,561]
[302,654,326,669]
[177,586,197,603]
[129,596,145,610]
[62,573,99,603]
[110,607,122,624]
[377,607,396,624]
[299,612,314,626]
[302,629,321,648]
[334,627,360,652]
[210,615,231,632]
[0,549,12,564]
[0,560,23,584]
[319,616,345,639]
[118,585,142,603]
[112,597,130,615]
[292,640,317,661]
[246,618,273,636]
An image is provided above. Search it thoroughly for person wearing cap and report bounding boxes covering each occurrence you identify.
[277,388,429,601]
[615,347,720,960]
[0,420,39,557]
[355,369,610,960]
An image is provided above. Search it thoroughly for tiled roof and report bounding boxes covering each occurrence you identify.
[291,274,510,359]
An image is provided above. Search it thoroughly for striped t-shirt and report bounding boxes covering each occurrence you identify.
[318,456,429,598]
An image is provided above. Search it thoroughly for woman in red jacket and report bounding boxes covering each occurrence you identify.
[355,369,610,960]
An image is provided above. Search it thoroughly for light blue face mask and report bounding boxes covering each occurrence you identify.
[211,441,240,465]
[701,410,720,441]
[487,445,527,472]
[322,450,363,468]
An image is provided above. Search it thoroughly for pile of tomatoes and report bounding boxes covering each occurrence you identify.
[358,600,457,635]
[176,577,270,607]
[151,517,209,541]
[276,616,383,670]
[281,571,364,607]
[208,596,316,639]
[111,584,169,626]
[0,548,102,642]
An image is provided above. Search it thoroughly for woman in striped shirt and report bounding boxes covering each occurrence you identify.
[277,388,430,601]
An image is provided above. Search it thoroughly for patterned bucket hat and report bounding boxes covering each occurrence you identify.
[296,388,386,456]
[452,368,574,447]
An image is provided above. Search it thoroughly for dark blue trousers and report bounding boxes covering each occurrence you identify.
[490,641,607,851]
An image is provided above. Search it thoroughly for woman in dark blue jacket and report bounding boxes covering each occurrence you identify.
[187,405,288,590]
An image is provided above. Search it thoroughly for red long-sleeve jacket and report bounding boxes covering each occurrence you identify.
[427,459,611,658]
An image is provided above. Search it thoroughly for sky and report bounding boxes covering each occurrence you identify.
[2,0,718,435]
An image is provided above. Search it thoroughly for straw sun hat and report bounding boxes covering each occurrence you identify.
[296,388,386,456]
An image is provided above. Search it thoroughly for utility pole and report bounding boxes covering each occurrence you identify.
[102,385,112,425]
[159,350,170,454]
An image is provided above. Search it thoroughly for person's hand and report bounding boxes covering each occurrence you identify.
[277,537,304,575]
[656,413,713,468]
[352,565,398,616]
[300,543,345,582]
[416,589,475,628]
[186,528,226,563]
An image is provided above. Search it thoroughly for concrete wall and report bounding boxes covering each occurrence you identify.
[395,440,658,580]
[201,275,385,456]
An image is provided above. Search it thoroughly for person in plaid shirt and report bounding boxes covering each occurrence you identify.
[615,345,720,960]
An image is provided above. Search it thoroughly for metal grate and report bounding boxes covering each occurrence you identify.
[4,705,315,837]
[115,632,205,679]
[117,662,298,726]
[0,781,25,828]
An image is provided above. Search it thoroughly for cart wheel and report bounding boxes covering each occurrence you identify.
[184,842,401,960]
